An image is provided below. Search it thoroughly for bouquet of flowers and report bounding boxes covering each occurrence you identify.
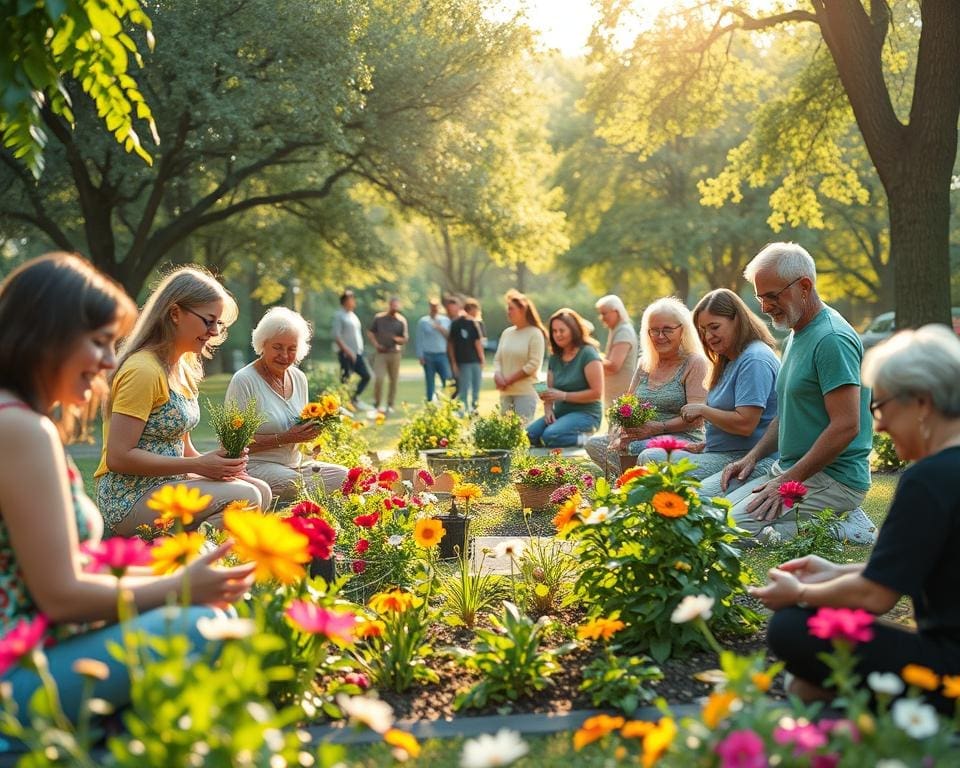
[207,398,267,458]
[606,393,656,429]
[299,393,342,428]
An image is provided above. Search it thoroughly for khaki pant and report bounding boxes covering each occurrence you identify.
[247,460,348,503]
[372,350,402,408]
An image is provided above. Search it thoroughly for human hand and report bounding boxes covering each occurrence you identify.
[193,450,247,481]
[747,567,803,611]
[743,480,783,522]
[540,387,564,403]
[493,373,506,390]
[685,441,705,454]
[184,542,256,607]
[286,422,321,443]
[680,403,705,423]
[777,555,840,584]
[544,409,556,425]
[720,454,757,491]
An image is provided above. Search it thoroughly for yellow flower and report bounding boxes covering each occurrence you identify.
[942,675,960,699]
[620,720,655,739]
[384,729,420,759]
[223,507,310,584]
[577,617,626,642]
[301,402,324,420]
[552,493,582,534]
[369,589,418,615]
[702,691,738,728]
[641,717,676,768]
[413,518,445,548]
[72,658,110,681]
[856,713,876,735]
[452,483,483,501]
[146,484,213,527]
[573,714,625,751]
[673,560,692,572]
[151,532,206,574]
[355,619,386,638]
[651,490,688,518]
[751,672,772,693]
[902,664,940,691]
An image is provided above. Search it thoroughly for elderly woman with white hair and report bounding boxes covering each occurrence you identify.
[595,294,638,409]
[751,325,960,713]
[225,307,348,502]
[585,297,709,477]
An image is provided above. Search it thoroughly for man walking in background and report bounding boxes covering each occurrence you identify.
[367,296,409,415]
[415,298,452,402]
[332,289,371,409]
[446,294,485,412]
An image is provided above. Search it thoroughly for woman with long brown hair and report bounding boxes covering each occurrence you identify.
[493,289,547,424]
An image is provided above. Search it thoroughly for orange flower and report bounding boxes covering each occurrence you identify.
[413,518,445,548]
[355,619,386,638]
[702,691,738,728]
[577,617,626,642]
[902,664,940,691]
[751,672,772,693]
[651,490,688,518]
[573,714,625,751]
[641,717,676,767]
[616,466,648,487]
[320,394,341,416]
[301,402,324,419]
[552,493,582,533]
[452,483,483,501]
[942,675,960,699]
[620,720,655,739]
[224,507,310,584]
[231,416,244,429]
[384,728,420,759]
[369,589,418,615]
[489,465,502,474]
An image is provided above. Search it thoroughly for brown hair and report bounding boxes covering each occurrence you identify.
[505,289,547,338]
[693,288,776,389]
[547,307,600,357]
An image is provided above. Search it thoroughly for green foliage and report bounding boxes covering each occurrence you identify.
[871,432,907,472]
[517,535,577,618]
[0,0,157,177]
[566,460,761,662]
[437,550,509,629]
[471,408,529,451]
[511,453,593,488]
[579,651,661,715]
[307,416,370,471]
[769,508,846,563]
[396,398,467,454]
[452,601,576,711]
[206,397,266,458]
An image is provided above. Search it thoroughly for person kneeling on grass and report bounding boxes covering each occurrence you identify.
[750,325,960,712]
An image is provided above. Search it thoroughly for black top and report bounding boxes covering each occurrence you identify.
[863,446,960,638]
[450,317,482,363]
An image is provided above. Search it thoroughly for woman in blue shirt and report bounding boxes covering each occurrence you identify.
[639,289,779,496]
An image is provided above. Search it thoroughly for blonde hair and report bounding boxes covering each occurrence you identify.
[112,266,237,399]
[638,296,703,373]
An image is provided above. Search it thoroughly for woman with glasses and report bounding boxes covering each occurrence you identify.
[637,289,780,494]
[96,267,272,534]
[595,294,638,409]
[0,255,254,729]
[751,325,960,713]
[493,289,548,424]
[585,297,708,477]
[526,307,604,447]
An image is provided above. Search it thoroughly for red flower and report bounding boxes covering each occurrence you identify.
[439,438,449,447]
[355,539,370,554]
[286,516,336,560]
[81,537,153,577]
[377,469,399,488]
[618,404,634,418]
[645,436,689,453]
[390,496,406,509]
[778,480,808,509]
[417,469,435,487]
[0,615,49,675]
[352,559,366,574]
[807,607,874,645]
[289,500,324,519]
[353,511,380,528]
[527,468,543,478]
[342,466,366,494]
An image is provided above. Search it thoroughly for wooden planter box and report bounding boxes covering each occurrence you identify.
[514,482,563,511]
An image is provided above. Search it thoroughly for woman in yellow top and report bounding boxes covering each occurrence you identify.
[96,267,272,534]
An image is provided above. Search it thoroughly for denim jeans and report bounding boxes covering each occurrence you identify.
[526,410,601,448]
[338,350,371,400]
[455,362,483,411]
[422,352,453,401]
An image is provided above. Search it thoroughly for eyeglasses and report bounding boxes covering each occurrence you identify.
[869,395,897,419]
[754,277,802,305]
[181,305,226,334]
[648,325,681,338]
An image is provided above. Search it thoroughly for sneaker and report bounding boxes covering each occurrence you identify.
[385,406,395,415]
[836,506,878,545]
[354,398,372,410]
[575,434,589,447]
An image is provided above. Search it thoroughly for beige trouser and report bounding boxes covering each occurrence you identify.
[728,460,866,537]
[372,350,402,408]
[247,460,349,502]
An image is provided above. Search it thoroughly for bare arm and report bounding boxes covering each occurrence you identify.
[749,566,898,615]
[602,341,631,375]
[683,403,764,437]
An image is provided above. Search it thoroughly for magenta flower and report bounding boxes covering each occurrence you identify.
[811,756,840,768]
[289,500,324,518]
[352,559,367,574]
[714,729,766,768]
[773,722,827,754]
[808,607,874,645]
[344,671,370,690]
[286,601,356,644]
[645,436,689,453]
[0,615,49,675]
[777,480,808,509]
[527,468,542,478]
[417,469,435,487]
[618,404,634,418]
[81,537,152,577]
[549,483,579,505]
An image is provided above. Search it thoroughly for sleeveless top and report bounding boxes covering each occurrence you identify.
[0,402,100,636]
[630,357,704,442]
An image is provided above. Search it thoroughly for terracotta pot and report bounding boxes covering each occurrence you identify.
[514,482,563,511]
[619,452,638,474]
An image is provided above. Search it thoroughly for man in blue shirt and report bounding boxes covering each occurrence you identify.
[415,298,452,402]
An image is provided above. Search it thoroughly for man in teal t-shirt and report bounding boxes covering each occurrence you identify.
[719,242,876,545]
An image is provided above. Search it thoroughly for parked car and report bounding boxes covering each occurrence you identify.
[860,308,960,350]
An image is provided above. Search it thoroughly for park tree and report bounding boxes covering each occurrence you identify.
[0,0,566,297]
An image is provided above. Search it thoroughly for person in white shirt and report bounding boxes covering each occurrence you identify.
[332,290,370,408]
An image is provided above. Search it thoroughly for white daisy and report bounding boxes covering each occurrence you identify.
[867,671,905,696]
[493,539,526,560]
[891,698,939,739]
[335,694,394,734]
[670,594,715,624]
[460,729,529,768]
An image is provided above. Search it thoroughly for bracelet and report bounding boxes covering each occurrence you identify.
[275,434,282,447]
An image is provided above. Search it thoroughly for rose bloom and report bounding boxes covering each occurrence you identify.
[807,607,874,645]
[777,480,808,509]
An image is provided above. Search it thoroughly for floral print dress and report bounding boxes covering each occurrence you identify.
[96,389,199,531]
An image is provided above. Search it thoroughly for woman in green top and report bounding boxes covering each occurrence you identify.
[526,308,604,447]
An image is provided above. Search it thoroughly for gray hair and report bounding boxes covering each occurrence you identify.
[251,307,312,362]
[595,294,631,326]
[862,324,960,417]
[638,296,704,373]
[744,242,817,284]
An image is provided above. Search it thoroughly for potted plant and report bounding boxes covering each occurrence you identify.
[471,408,529,452]
[396,397,466,455]
[511,454,594,511]
[433,482,482,560]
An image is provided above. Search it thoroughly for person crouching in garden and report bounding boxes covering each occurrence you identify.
[225,307,348,503]
[751,325,960,713]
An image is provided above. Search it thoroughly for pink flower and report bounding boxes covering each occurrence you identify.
[817,719,859,743]
[714,729,766,768]
[286,601,356,644]
[417,469,435,487]
[549,484,579,505]
[344,672,370,690]
[356,539,370,554]
[0,615,49,675]
[353,512,380,528]
[645,436,689,453]
[286,516,336,560]
[581,474,594,489]
[777,480,808,509]
[289,500,324,518]
[773,722,827,754]
[618,404,633,418]
[807,607,874,645]
[81,537,152,576]
[352,560,366,574]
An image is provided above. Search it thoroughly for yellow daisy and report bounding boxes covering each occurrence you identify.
[223,507,310,585]
[413,518,445,548]
[151,532,206,575]
[146,484,213,527]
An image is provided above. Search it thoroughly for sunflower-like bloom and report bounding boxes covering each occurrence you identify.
[651,490,688,518]
[150,532,206,575]
[369,589,418,615]
[452,483,482,501]
[146,484,213,527]
[301,402,324,420]
[577,616,626,642]
[552,493,582,534]
[413,518,445,548]
[224,507,310,584]
[319,394,340,416]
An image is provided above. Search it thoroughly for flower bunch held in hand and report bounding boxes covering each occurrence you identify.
[561,458,760,661]
[207,397,267,458]
[606,393,656,429]
[299,392,342,429]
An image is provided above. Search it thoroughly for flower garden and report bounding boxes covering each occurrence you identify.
[1,392,953,767]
